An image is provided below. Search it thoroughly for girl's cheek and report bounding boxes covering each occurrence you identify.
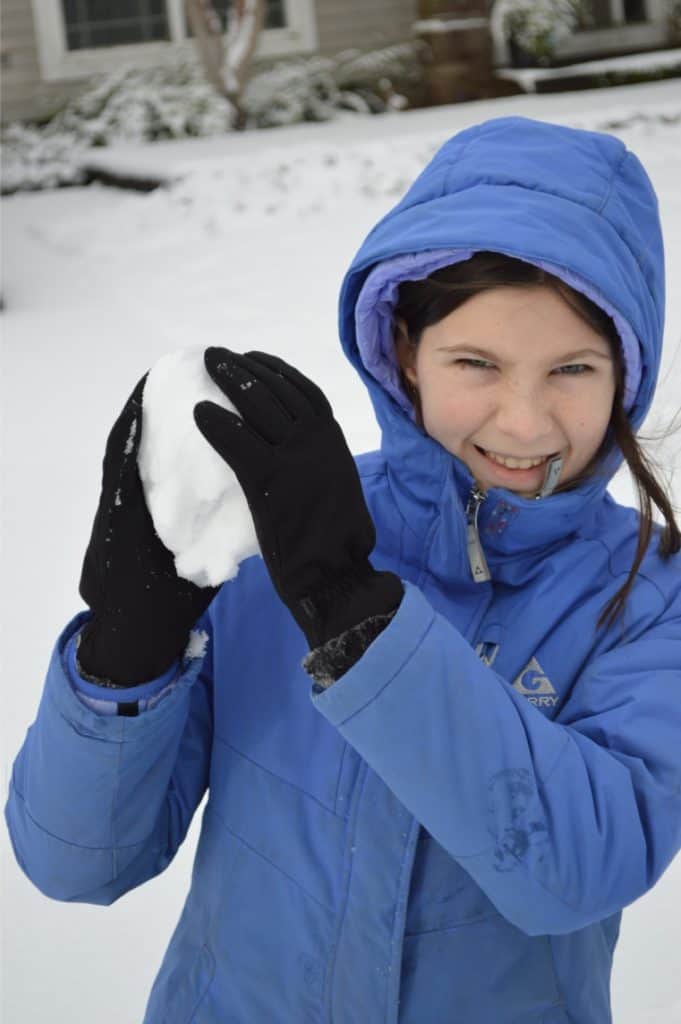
[452,391,490,422]
[432,392,473,427]
[421,373,489,431]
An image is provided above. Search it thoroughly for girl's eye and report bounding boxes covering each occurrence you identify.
[552,364,593,376]
[453,360,594,375]
[456,358,495,370]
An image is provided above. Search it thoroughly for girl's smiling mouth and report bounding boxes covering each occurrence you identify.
[472,444,562,486]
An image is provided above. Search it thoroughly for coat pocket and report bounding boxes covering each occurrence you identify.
[405,829,500,935]
[400,922,563,1023]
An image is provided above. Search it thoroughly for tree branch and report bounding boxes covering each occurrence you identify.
[185,0,228,97]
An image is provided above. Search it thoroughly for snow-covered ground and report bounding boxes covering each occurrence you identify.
[2,79,681,1024]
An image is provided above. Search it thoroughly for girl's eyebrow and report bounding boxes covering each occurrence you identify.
[435,344,612,361]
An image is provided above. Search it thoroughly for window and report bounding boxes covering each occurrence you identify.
[210,0,286,31]
[62,0,171,50]
[33,0,317,80]
[185,1,286,38]
[490,0,668,65]
[622,0,647,21]
[576,0,649,28]
[583,0,615,28]
[61,0,288,49]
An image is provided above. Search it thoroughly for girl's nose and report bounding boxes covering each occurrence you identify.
[494,389,555,446]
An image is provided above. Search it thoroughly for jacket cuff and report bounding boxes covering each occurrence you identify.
[310,583,436,725]
[67,628,180,707]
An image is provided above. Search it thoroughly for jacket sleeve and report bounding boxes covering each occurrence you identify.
[312,581,681,937]
[4,609,214,906]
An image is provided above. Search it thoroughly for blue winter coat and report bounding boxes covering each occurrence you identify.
[6,117,681,1023]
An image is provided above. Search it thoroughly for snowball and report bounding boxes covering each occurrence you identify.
[137,347,259,587]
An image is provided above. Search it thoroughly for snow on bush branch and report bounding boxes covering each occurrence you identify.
[1,44,423,195]
[497,0,585,63]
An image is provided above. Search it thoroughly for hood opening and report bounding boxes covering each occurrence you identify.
[353,247,641,422]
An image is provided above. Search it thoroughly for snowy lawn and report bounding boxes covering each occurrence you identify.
[2,78,681,1024]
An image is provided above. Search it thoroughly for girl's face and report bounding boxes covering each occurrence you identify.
[396,285,617,497]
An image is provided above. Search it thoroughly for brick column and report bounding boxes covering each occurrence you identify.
[414,0,506,104]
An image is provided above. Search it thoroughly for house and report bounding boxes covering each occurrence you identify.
[1,0,416,122]
[1,0,677,124]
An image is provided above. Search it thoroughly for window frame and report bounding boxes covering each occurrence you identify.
[490,0,669,67]
[32,0,318,82]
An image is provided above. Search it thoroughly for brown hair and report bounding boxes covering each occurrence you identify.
[393,251,680,632]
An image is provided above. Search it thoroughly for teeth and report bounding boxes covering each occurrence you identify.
[483,449,547,470]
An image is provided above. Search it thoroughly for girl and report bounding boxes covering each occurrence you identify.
[6,116,681,1023]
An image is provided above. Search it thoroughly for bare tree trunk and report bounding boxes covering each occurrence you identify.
[185,0,265,124]
[185,0,228,96]
[225,0,266,104]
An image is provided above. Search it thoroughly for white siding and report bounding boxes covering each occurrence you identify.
[315,0,416,54]
[1,0,79,122]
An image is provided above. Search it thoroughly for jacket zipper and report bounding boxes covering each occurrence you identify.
[465,485,491,583]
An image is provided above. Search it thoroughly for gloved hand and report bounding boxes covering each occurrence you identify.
[78,373,219,686]
[193,348,403,650]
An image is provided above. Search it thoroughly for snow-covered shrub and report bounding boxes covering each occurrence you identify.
[1,123,89,193]
[332,43,424,109]
[499,0,580,64]
[52,63,237,144]
[241,43,423,127]
[1,62,235,194]
[1,43,423,194]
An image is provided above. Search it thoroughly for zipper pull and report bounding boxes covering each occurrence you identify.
[465,486,491,583]
[536,454,564,499]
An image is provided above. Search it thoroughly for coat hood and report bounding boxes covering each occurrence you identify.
[338,116,665,536]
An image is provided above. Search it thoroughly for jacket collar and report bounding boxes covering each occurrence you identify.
[379,397,611,587]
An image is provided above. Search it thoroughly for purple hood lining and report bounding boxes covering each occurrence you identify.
[354,248,641,420]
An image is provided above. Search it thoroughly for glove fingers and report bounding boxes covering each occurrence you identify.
[79,371,152,612]
[194,400,270,479]
[204,347,299,443]
[237,352,314,422]
[245,351,333,419]
[102,372,147,467]
[96,371,149,513]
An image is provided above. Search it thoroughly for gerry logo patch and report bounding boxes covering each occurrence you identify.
[512,657,558,708]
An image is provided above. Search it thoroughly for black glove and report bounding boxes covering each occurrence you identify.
[78,373,218,686]
[193,348,403,649]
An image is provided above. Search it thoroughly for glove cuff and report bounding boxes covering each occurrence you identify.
[294,564,403,649]
[302,609,398,689]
